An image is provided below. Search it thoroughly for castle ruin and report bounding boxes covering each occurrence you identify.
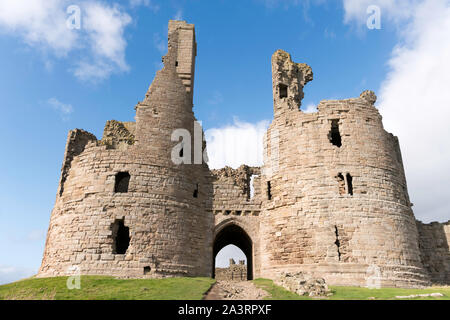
[38,20,450,288]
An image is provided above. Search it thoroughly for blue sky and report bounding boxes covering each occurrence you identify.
[0,0,449,284]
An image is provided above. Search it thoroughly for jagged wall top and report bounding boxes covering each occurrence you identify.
[271,50,313,117]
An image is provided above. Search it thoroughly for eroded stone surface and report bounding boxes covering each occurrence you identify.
[38,20,449,288]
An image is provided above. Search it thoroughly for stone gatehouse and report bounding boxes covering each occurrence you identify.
[38,20,450,288]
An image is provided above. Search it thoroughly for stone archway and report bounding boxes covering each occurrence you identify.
[213,223,253,280]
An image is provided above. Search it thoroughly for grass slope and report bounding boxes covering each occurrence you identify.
[253,279,450,300]
[1,276,449,300]
[0,276,214,300]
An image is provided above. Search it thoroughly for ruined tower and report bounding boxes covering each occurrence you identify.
[38,21,214,278]
[259,50,430,287]
[39,21,449,288]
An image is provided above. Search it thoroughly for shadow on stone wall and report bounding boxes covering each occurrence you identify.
[417,221,450,285]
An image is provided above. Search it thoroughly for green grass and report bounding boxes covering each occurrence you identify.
[0,276,215,300]
[252,279,312,300]
[327,285,450,300]
[253,279,450,300]
[2,276,449,300]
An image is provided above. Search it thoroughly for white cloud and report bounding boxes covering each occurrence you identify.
[302,102,318,113]
[0,265,36,285]
[205,119,270,169]
[129,0,160,12]
[76,2,131,81]
[374,0,450,223]
[0,0,78,55]
[48,97,73,121]
[0,0,132,82]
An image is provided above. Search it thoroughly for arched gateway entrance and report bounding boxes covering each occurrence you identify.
[213,223,253,280]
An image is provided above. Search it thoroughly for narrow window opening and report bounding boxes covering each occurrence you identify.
[329,120,342,148]
[267,181,272,200]
[193,183,199,198]
[115,172,130,193]
[179,148,184,158]
[175,61,179,67]
[336,173,345,195]
[112,219,130,254]
[279,84,288,99]
[335,226,341,261]
[144,266,151,275]
[346,173,353,196]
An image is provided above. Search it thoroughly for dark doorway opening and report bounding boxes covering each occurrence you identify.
[112,219,130,254]
[115,172,130,193]
[213,224,253,280]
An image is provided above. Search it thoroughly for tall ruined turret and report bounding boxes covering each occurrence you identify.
[38,21,214,279]
[259,50,429,287]
[38,22,448,288]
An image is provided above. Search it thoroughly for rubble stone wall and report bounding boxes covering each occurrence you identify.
[417,221,450,284]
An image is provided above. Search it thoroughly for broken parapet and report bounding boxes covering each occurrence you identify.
[100,120,136,150]
[271,49,313,116]
[360,90,377,105]
[211,165,261,198]
[59,129,97,197]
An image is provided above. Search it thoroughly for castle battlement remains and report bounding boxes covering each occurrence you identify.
[38,20,450,288]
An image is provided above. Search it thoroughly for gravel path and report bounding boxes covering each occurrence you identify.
[204,281,269,300]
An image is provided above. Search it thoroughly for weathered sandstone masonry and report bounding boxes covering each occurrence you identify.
[215,259,248,281]
[38,20,449,288]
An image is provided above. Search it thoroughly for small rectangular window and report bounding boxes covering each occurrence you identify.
[279,84,288,99]
[346,173,353,196]
[267,181,272,200]
[115,172,130,193]
[193,183,199,198]
[336,173,345,195]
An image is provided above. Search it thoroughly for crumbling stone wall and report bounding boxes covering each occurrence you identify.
[215,259,248,281]
[39,21,214,279]
[38,20,448,288]
[211,165,262,279]
[259,50,430,288]
[417,221,450,284]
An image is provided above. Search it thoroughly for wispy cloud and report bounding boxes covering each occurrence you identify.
[302,102,318,113]
[153,32,167,54]
[48,97,73,121]
[129,0,160,12]
[0,0,132,82]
